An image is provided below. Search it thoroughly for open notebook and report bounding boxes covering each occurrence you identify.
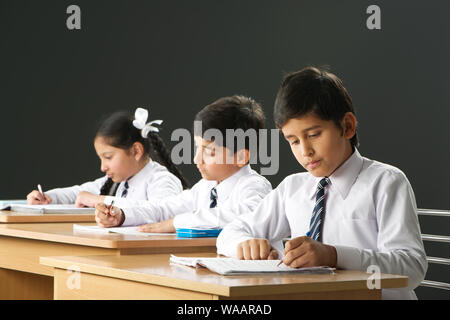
[73,224,175,236]
[169,255,335,276]
[2,204,95,214]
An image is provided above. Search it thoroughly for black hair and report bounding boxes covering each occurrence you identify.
[274,66,359,148]
[194,95,265,152]
[96,111,189,194]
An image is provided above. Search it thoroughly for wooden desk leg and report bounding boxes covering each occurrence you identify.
[0,268,53,300]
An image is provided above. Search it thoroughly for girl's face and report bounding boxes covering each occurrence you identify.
[94,136,144,183]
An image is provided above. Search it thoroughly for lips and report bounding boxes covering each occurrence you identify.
[307,160,321,170]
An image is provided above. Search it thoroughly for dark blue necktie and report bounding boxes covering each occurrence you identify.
[121,181,129,198]
[210,187,218,208]
[307,178,330,242]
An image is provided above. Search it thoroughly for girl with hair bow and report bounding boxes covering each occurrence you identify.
[27,108,188,208]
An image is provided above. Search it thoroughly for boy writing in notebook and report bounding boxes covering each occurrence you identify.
[216,67,427,299]
[95,95,272,232]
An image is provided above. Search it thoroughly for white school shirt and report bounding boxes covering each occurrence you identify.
[216,149,427,300]
[45,160,183,206]
[121,164,272,228]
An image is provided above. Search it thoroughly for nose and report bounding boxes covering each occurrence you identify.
[193,147,203,165]
[100,160,108,173]
[300,140,314,158]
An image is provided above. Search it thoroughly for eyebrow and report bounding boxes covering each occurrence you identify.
[284,125,322,140]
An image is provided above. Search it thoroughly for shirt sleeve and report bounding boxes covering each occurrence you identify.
[121,188,195,226]
[216,180,291,258]
[172,177,272,230]
[334,171,428,291]
[45,176,107,204]
[103,171,183,208]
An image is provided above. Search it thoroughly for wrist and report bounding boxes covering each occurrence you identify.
[118,210,125,226]
[327,245,337,267]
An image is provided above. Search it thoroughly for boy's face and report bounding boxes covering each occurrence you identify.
[281,113,355,177]
[193,136,244,183]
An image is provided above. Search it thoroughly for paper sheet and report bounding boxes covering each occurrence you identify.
[73,224,175,236]
[7,204,95,214]
[169,255,335,275]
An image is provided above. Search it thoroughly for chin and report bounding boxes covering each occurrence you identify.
[307,168,329,178]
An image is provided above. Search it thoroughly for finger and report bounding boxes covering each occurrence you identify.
[137,224,152,232]
[31,191,44,202]
[109,206,121,216]
[287,254,310,268]
[237,243,245,260]
[95,202,107,210]
[95,209,110,222]
[283,242,308,266]
[268,249,279,260]
[259,241,270,260]
[242,242,252,260]
[75,201,84,208]
[250,241,260,260]
[284,236,307,254]
[95,203,109,214]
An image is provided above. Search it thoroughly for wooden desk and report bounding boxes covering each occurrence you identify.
[0,210,95,223]
[40,253,408,300]
[0,223,216,299]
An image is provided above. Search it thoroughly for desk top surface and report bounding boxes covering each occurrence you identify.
[0,223,217,249]
[0,210,95,223]
[40,253,408,297]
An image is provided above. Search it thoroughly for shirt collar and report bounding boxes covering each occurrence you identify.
[210,164,252,202]
[308,149,364,200]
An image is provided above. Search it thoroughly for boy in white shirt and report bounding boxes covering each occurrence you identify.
[216,67,427,300]
[95,95,272,232]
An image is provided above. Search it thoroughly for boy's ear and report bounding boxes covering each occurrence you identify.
[132,142,145,161]
[341,112,357,140]
[235,149,250,167]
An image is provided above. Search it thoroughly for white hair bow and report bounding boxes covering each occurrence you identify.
[132,108,163,138]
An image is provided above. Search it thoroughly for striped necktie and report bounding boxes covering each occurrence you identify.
[307,178,330,242]
[210,187,218,208]
[121,181,129,198]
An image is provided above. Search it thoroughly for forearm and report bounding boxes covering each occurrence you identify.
[335,245,427,290]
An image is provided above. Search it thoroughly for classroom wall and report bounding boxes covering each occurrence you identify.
[0,0,448,299]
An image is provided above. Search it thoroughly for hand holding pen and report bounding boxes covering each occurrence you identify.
[26,184,52,204]
[94,201,125,228]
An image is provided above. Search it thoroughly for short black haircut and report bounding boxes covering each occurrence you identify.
[194,95,265,152]
[274,66,359,148]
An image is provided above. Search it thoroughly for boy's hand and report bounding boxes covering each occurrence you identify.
[237,238,279,260]
[75,191,105,208]
[282,236,337,268]
[95,203,124,228]
[137,219,176,233]
[27,190,52,205]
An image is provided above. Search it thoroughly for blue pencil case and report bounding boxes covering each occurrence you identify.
[176,228,222,238]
